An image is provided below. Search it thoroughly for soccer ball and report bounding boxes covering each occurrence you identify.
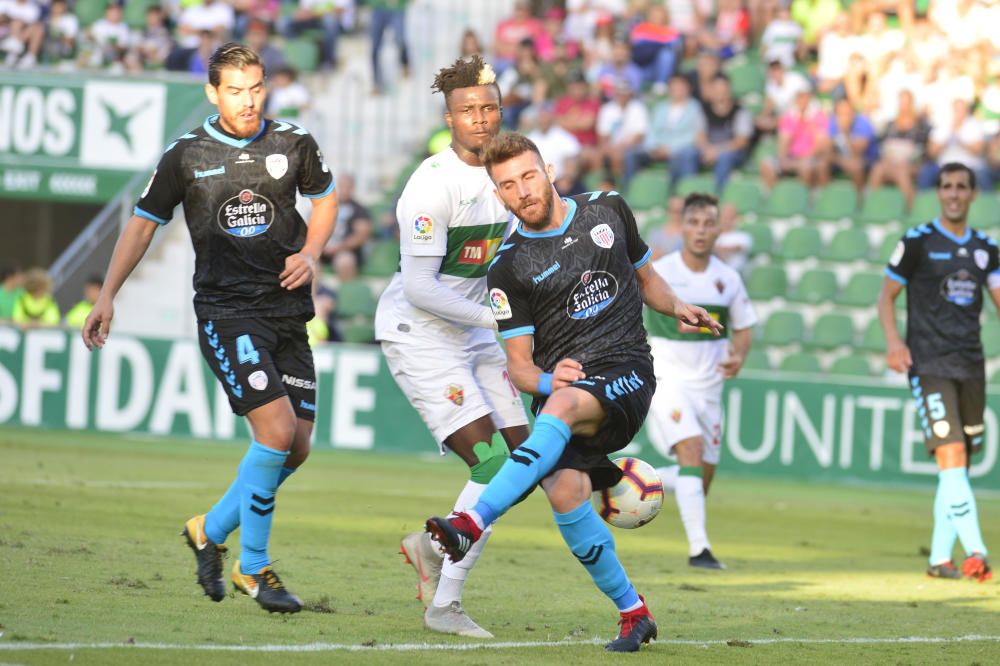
[592,457,664,529]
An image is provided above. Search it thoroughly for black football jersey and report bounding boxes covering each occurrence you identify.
[885,219,1000,377]
[135,114,334,320]
[487,191,652,373]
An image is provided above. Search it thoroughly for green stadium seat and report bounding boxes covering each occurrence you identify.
[762,179,809,219]
[970,193,998,229]
[907,190,938,226]
[835,271,883,307]
[777,226,822,261]
[340,319,375,344]
[727,59,766,99]
[788,268,837,304]
[746,265,787,300]
[124,0,157,28]
[75,0,107,26]
[859,318,902,353]
[283,38,319,73]
[336,281,377,318]
[856,186,906,226]
[676,173,717,196]
[721,178,763,215]
[779,352,822,373]
[750,136,777,170]
[742,348,771,370]
[759,310,805,347]
[823,228,869,262]
[982,320,1000,357]
[876,233,902,263]
[361,240,400,278]
[807,313,855,350]
[584,169,608,193]
[626,170,668,211]
[991,366,1000,384]
[743,223,773,256]
[829,355,873,376]
[807,182,857,222]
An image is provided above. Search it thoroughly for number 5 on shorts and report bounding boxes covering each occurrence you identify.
[236,334,260,365]
[926,392,946,420]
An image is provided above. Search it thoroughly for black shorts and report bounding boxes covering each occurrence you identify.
[533,360,656,491]
[198,316,317,421]
[909,372,985,456]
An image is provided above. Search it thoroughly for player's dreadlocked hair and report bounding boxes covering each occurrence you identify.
[208,42,265,88]
[682,192,719,216]
[431,54,502,107]
[481,132,542,175]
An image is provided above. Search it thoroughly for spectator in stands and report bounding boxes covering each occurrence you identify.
[695,74,753,192]
[12,267,59,329]
[134,5,174,70]
[370,0,410,95]
[623,73,703,192]
[697,0,750,60]
[592,38,642,101]
[755,58,811,138]
[497,39,546,129]
[42,0,79,67]
[919,98,991,190]
[314,285,342,343]
[333,250,359,284]
[535,7,579,64]
[267,66,311,118]
[493,0,544,74]
[988,131,1000,191]
[628,3,681,93]
[714,203,752,274]
[842,52,870,112]
[759,6,805,68]
[867,50,923,133]
[815,12,855,97]
[819,98,878,192]
[760,86,829,189]
[281,0,343,70]
[459,28,484,57]
[595,78,648,183]
[186,29,221,75]
[665,0,709,56]
[686,48,723,108]
[647,195,685,260]
[244,18,286,75]
[231,0,283,39]
[323,173,372,270]
[854,11,905,71]
[555,69,601,173]
[539,37,580,101]
[908,18,949,81]
[867,89,931,210]
[930,0,988,54]
[0,0,43,66]
[178,0,235,50]
[86,3,132,69]
[64,275,103,330]
[527,102,583,195]
[0,264,24,322]
[923,58,977,130]
[849,0,914,34]
[790,0,842,55]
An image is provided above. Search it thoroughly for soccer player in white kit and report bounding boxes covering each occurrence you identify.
[374,55,530,637]
[645,193,757,569]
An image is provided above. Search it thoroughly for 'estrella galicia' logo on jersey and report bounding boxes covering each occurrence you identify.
[218,189,274,237]
[941,269,977,306]
[567,270,618,320]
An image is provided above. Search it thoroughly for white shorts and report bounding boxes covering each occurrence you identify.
[646,379,723,465]
[381,337,529,452]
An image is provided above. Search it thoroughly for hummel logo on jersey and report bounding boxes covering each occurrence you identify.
[194,166,226,179]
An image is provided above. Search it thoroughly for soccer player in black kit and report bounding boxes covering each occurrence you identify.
[81,44,338,612]
[425,133,721,652]
[879,162,997,582]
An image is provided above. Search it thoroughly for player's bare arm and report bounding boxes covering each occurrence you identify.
[503,335,585,396]
[281,190,339,290]
[634,262,722,335]
[877,276,911,373]
[719,327,752,379]
[81,215,160,351]
[989,286,1000,319]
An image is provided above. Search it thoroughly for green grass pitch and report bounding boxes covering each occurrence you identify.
[1,427,999,665]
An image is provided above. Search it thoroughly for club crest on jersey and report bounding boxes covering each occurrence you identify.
[412,214,434,244]
[218,189,274,237]
[445,384,464,406]
[975,249,989,270]
[715,279,725,294]
[248,370,269,391]
[590,223,615,249]
[566,270,618,320]
[889,241,904,267]
[490,288,512,320]
[265,154,288,179]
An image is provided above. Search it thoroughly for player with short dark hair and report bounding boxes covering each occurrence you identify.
[425,132,721,652]
[375,54,530,638]
[879,161,997,582]
[82,42,338,612]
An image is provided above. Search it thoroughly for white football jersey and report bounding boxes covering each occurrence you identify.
[375,148,515,343]
[646,251,758,391]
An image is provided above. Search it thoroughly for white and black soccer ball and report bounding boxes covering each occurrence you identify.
[592,457,664,529]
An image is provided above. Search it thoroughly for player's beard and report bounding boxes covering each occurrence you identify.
[514,186,554,229]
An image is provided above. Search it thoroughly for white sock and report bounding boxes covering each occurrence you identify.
[656,465,679,493]
[675,474,710,556]
[433,481,491,607]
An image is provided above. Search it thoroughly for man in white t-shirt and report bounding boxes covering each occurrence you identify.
[526,102,581,185]
[375,55,529,638]
[596,78,649,183]
[645,192,756,569]
[919,98,990,189]
[178,0,235,49]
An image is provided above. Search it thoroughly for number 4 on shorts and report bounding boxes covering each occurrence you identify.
[236,334,260,365]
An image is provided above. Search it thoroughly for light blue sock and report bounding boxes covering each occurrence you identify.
[472,414,572,526]
[929,472,959,565]
[204,465,297,545]
[555,501,640,611]
[238,441,289,574]
[941,468,987,556]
